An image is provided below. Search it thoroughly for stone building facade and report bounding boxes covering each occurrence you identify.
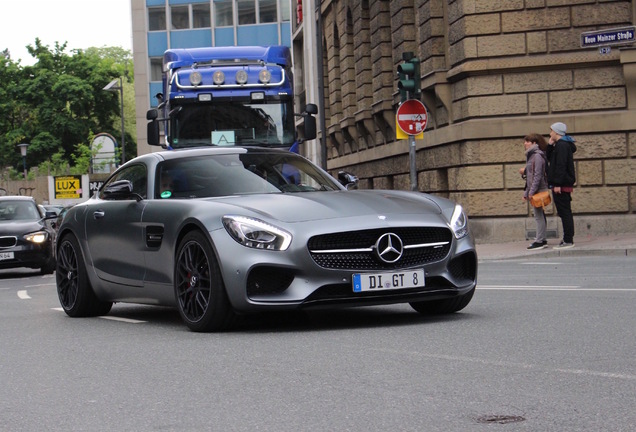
[309,0,636,242]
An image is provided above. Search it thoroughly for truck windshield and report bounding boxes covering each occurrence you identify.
[168,101,295,148]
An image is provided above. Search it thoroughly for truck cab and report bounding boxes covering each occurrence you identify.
[147,46,316,151]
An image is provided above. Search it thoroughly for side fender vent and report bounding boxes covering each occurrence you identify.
[145,226,164,248]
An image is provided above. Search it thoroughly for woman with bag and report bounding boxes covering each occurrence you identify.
[522,133,550,250]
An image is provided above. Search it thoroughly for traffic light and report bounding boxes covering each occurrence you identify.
[397,53,421,102]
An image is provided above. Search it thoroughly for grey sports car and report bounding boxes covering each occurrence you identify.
[56,147,477,332]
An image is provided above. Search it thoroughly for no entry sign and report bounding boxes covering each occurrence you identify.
[396,99,428,136]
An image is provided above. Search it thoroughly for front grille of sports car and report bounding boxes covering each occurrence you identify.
[308,227,452,270]
[0,236,18,248]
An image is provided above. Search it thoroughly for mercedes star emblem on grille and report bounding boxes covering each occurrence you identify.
[375,233,404,263]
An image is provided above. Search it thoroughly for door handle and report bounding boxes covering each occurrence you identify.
[93,210,105,219]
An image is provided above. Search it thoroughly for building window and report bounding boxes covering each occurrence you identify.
[170,4,211,30]
[148,7,166,31]
[214,0,233,27]
[171,5,189,30]
[150,57,163,82]
[238,0,256,25]
[259,0,277,23]
[280,0,290,22]
[193,3,211,28]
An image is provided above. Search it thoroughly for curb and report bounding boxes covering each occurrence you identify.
[478,247,636,262]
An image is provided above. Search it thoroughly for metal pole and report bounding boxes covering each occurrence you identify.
[316,0,327,170]
[119,77,126,164]
[409,135,417,191]
[22,156,27,179]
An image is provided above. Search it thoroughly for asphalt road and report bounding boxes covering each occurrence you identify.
[1,256,635,431]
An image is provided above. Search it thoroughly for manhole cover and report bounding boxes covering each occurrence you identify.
[475,414,526,424]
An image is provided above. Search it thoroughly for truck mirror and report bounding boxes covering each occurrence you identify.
[305,103,318,115]
[304,114,317,141]
[147,117,160,146]
[146,109,158,120]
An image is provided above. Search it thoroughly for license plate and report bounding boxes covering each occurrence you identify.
[0,252,15,261]
[353,269,425,292]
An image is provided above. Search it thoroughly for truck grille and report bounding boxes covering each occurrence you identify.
[308,227,452,270]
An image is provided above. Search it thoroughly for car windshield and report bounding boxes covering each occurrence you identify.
[0,201,41,221]
[169,101,295,148]
[155,151,341,199]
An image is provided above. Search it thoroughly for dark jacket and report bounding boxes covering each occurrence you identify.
[547,135,577,187]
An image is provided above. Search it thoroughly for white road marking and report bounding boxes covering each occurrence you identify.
[371,349,636,381]
[479,286,635,291]
[51,308,146,324]
[100,316,146,324]
[17,290,31,299]
[25,283,55,288]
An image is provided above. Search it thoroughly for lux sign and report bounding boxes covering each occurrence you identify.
[54,175,83,199]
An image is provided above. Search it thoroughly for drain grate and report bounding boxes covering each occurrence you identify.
[475,414,526,425]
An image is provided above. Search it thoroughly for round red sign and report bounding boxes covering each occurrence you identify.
[396,99,428,135]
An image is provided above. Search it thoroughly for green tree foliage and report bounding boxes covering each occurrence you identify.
[0,39,136,176]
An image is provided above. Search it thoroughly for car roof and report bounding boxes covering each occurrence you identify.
[132,146,292,164]
[0,196,36,203]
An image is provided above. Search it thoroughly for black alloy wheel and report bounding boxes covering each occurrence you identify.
[175,231,234,332]
[56,234,112,317]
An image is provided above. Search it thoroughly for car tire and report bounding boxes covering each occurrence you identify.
[56,234,113,317]
[409,287,475,315]
[175,231,235,332]
[40,257,56,275]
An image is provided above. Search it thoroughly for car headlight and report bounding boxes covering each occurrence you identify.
[449,205,468,239]
[24,231,49,244]
[222,215,292,251]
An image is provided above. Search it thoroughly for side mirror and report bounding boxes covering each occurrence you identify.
[304,114,317,141]
[338,171,359,190]
[103,180,137,200]
[44,211,58,220]
[147,109,160,146]
[305,103,318,115]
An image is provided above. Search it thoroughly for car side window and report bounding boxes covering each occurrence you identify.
[100,164,148,199]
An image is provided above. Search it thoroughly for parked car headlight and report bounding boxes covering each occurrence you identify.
[449,205,468,239]
[222,215,292,251]
[24,231,49,244]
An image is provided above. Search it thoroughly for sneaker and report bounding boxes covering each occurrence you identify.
[553,241,574,250]
[542,240,548,246]
[527,242,547,250]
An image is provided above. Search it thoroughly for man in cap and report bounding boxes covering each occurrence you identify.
[547,122,577,249]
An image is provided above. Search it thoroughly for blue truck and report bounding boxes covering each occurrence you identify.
[146,45,316,151]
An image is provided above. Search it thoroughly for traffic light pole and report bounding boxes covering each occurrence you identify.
[397,52,422,192]
[409,134,417,191]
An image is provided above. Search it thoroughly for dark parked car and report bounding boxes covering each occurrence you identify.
[0,196,57,274]
[56,147,478,331]
[43,204,65,216]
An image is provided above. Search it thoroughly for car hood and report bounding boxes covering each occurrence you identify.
[0,220,45,235]
[212,190,444,223]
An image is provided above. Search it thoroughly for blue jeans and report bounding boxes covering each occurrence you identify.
[553,192,574,243]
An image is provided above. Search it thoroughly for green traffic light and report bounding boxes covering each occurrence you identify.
[397,57,421,101]
[397,62,416,75]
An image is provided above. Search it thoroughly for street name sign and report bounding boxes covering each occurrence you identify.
[581,26,636,48]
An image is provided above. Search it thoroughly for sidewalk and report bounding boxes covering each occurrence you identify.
[476,233,636,261]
